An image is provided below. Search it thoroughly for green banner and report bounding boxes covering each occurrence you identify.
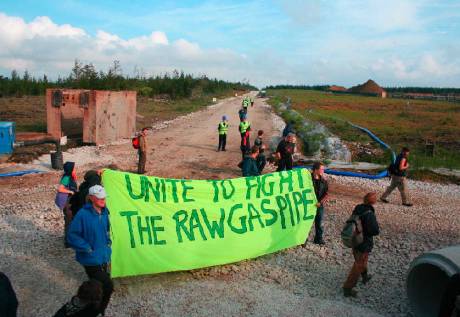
[102,169,317,278]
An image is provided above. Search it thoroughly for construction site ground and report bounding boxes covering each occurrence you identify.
[0,95,459,316]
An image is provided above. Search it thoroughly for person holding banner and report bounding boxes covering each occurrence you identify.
[311,162,329,245]
[242,146,260,177]
[67,185,113,316]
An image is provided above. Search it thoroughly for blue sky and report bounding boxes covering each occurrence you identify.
[0,0,459,87]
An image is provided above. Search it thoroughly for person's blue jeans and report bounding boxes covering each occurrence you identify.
[314,206,324,242]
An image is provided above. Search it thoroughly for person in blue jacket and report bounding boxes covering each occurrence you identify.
[67,185,113,316]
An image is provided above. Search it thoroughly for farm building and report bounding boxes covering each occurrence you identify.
[348,79,387,98]
[328,85,347,92]
[46,89,136,145]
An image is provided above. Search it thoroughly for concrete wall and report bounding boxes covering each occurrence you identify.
[83,90,136,145]
[47,89,136,145]
[46,89,85,139]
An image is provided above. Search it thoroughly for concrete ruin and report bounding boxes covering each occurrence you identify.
[46,89,136,145]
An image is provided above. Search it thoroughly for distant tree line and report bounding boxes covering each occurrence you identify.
[264,85,330,91]
[0,60,256,99]
[384,87,460,94]
[265,85,460,94]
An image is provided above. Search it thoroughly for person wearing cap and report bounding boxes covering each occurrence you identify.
[217,115,229,151]
[275,133,296,171]
[67,185,113,316]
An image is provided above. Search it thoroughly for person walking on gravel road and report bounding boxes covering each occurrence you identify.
[67,185,113,316]
[380,147,413,207]
[343,192,380,298]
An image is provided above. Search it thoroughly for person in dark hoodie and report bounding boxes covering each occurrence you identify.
[53,279,102,317]
[55,162,78,245]
[69,170,102,217]
[343,192,380,297]
[0,272,18,317]
[67,185,113,316]
[242,146,260,177]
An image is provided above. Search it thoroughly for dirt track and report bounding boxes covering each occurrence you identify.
[1,94,459,316]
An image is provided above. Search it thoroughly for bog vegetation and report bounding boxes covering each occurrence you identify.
[0,60,256,99]
[268,89,460,171]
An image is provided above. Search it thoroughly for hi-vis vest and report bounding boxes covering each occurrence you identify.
[218,122,228,135]
[239,121,251,133]
[242,97,250,108]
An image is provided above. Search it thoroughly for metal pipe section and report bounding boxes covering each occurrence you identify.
[14,137,63,170]
[407,245,460,317]
[14,137,61,153]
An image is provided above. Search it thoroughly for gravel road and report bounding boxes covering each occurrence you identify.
[0,94,459,316]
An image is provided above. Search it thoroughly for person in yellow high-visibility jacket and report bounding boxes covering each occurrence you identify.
[217,115,229,151]
[242,96,250,110]
[239,116,251,158]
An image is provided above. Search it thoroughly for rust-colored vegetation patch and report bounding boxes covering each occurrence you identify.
[268,89,460,170]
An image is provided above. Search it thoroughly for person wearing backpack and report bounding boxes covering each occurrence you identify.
[380,147,413,207]
[136,127,148,174]
[343,192,380,297]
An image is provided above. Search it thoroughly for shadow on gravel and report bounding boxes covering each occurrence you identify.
[1,214,85,315]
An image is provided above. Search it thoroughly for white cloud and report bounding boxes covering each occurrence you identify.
[0,11,459,87]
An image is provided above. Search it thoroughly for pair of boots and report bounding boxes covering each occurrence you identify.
[343,272,372,297]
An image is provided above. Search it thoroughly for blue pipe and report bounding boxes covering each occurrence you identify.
[347,122,396,162]
[295,120,395,180]
[0,169,44,177]
[296,166,389,179]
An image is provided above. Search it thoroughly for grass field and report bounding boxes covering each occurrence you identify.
[267,89,460,170]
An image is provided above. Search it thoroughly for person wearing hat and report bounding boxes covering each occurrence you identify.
[55,161,78,247]
[67,185,113,316]
[217,115,229,151]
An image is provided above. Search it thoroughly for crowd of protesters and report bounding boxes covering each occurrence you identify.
[2,95,457,317]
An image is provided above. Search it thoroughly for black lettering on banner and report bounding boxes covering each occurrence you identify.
[120,211,138,248]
